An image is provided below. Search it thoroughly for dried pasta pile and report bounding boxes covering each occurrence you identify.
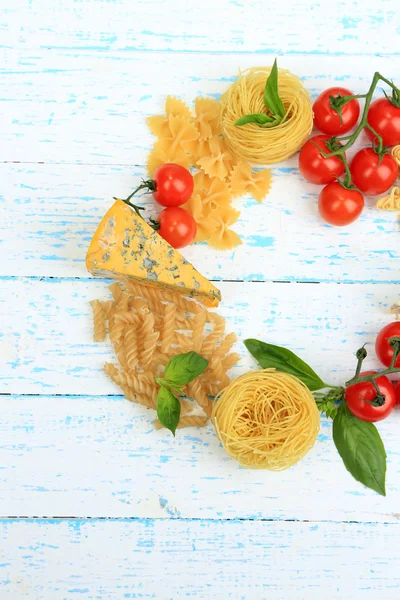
[90,281,240,429]
[146,96,272,250]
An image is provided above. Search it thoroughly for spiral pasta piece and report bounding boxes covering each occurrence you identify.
[191,310,206,352]
[200,315,225,359]
[90,300,106,342]
[187,379,212,417]
[161,303,177,353]
[124,327,140,370]
[154,415,209,430]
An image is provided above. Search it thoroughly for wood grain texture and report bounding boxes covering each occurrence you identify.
[2,163,398,283]
[3,0,400,595]
[1,279,398,395]
[2,52,400,164]
[2,0,398,55]
[1,518,400,600]
[1,394,400,520]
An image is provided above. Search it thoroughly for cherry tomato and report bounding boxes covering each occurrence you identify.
[313,87,360,136]
[345,370,396,422]
[318,181,364,226]
[375,322,400,369]
[365,97,400,147]
[396,382,400,405]
[350,148,398,195]
[152,164,194,207]
[298,135,345,184]
[157,206,196,249]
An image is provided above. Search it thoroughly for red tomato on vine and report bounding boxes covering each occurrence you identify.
[157,206,197,248]
[345,371,396,422]
[365,96,400,147]
[298,135,345,184]
[350,148,398,195]
[318,182,364,226]
[375,322,400,369]
[152,164,194,207]
[313,87,360,136]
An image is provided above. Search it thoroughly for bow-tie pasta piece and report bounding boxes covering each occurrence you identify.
[209,207,242,250]
[229,161,252,197]
[147,139,191,177]
[205,177,232,209]
[167,114,199,154]
[147,96,194,141]
[183,195,218,242]
[249,168,273,203]
[195,97,221,141]
[197,136,235,180]
[165,95,193,121]
[229,161,272,202]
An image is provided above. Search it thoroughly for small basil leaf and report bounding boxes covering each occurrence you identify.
[157,385,181,436]
[164,351,208,386]
[333,403,386,496]
[234,113,277,127]
[263,58,286,119]
[244,339,325,392]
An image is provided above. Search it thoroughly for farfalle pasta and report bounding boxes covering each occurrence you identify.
[146,94,272,249]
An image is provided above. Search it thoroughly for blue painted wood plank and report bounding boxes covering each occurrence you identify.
[0,394,399,520]
[1,0,399,55]
[1,518,400,599]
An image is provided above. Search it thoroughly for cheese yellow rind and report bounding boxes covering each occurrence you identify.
[86,200,221,307]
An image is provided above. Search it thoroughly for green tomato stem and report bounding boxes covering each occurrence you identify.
[324,71,400,159]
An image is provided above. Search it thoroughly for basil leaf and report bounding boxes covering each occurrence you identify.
[157,385,181,436]
[263,58,286,119]
[333,403,386,496]
[234,113,279,127]
[164,351,208,386]
[244,339,325,392]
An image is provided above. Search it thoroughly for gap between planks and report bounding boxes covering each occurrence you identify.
[2,516,400,525]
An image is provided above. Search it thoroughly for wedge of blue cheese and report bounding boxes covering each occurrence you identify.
[86,200,221,307]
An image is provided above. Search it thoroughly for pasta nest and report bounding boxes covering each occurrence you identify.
[212,369,320,470]
[220,66,313,164]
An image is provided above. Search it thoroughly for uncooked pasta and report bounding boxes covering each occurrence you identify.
[91,281,238,429]
[376,186,400,210]
[212,369,320,470]
[220,66,313,164]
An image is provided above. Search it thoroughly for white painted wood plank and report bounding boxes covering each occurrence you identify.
[1,393,400,521]
[2,163,398,283]
[1,518,399,599]
[3,52,400,164]
[1,279,397,395]
[2,0,399,56]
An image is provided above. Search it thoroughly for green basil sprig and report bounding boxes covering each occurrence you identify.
[333,403,386,496]
[235,58,286,128]
[156,351,208,436]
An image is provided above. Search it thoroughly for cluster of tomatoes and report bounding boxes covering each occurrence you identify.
[345,322,400,422]
[299,86,400,226]
[127,163,196,249]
